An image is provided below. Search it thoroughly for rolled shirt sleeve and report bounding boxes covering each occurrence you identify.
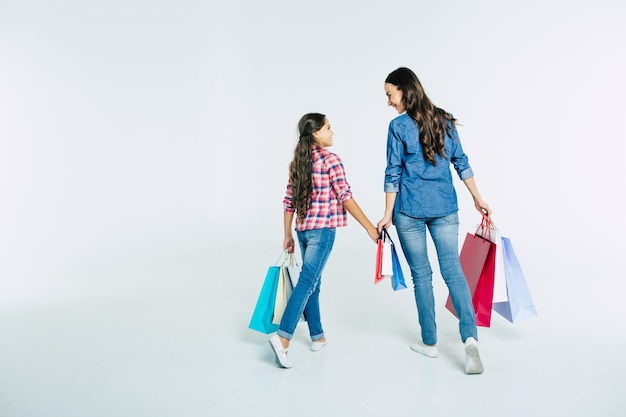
[283,178,295,213]
[384,123,404,193]
[448,124,474,181]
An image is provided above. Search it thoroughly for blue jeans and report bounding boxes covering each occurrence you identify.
[394,212,477,345]
[278,228,336,341]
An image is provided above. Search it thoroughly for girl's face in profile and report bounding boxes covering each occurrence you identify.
[313,118,333,148]
[385,83,405,114]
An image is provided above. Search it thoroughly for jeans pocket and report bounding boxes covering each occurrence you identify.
[441,213,459,225]
[393,212,406,230]
[394,212,416,232]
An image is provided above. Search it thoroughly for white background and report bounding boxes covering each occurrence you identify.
[1,1,625,416]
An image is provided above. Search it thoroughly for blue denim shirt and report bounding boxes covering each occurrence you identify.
[384,112,474,218]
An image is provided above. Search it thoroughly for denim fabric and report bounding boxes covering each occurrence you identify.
[384,112,474,218]
[278,228,336,341]
[394,212,477,344]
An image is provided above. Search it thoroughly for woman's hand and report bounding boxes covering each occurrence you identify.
[377,215,392,233]
[378,193,397,232]
[473,197,492,217]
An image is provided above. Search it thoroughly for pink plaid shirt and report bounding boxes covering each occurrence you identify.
[283,146,353,231]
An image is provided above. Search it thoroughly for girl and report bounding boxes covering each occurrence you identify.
[377,67,492,374]
[269,112,378,368]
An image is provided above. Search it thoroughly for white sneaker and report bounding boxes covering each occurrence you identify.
[410,341,439,358]
[464,337,483,374]
[269,334,293,368]
[310,340,327,352]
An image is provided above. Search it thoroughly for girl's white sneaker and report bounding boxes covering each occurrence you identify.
[310,340,328,352]
[269,334,293,368]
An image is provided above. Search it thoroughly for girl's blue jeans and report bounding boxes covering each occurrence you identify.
[394,212,477,345]
[278,227,335,341]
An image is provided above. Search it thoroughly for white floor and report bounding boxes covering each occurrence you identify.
[0,237,624,417]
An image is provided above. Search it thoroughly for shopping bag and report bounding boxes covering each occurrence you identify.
[284,252,301,289]
[492,237,538,323]
[283,265,306,322]
[476,220,507,303]
[491,229,507,303]
[390,242,407,291]
[273,252,304,324]
[374,231,388,284]
[248,265,281,334]
[381,238,393,277]
[446,216,496,327]
[375,229,407,291]
[272,267,289,325]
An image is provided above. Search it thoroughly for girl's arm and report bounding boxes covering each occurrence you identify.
[343,198,379,242]
[463,177,492,216]
[377,192,397,232]
[283,211,295,253]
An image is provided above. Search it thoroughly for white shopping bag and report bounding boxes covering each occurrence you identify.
[381,238,394,277]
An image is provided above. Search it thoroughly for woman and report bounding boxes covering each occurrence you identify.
[377,67,491,374]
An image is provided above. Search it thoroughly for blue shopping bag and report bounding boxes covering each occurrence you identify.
[391,243,407,291]
[248,265,281,334]
[492,237,538,323]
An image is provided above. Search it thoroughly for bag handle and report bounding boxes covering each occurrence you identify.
[380,228,395,245]
[275,250,298,267]
[476,214,490,241]
[284,251,298,267]
[476,214,498,241]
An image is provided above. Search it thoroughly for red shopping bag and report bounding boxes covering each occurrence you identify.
[374,232,386,284]
[445,218,496,327]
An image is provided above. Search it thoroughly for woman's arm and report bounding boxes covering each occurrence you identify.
[377,192,397,232]
[463,177,492,216]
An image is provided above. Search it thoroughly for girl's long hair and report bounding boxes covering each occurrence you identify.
[385,67,456,165]
[290,113,326,221]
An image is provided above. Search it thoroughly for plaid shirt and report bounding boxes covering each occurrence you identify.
[283,146,353,231]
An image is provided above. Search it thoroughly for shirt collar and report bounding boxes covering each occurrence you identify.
[311,145,327,154]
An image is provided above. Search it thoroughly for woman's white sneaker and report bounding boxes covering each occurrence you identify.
[464,337,483,374]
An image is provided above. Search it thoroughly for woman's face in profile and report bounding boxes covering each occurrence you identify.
[384,83,405,114]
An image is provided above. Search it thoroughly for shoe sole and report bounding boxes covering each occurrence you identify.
[465,344,484,374]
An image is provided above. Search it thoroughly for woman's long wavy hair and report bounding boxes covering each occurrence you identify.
[290,113,326,221]
[385,67,456,165]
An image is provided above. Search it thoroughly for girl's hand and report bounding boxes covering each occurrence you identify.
[283,236,295,253]
[377,215,392,233]
[367,227,379,243]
